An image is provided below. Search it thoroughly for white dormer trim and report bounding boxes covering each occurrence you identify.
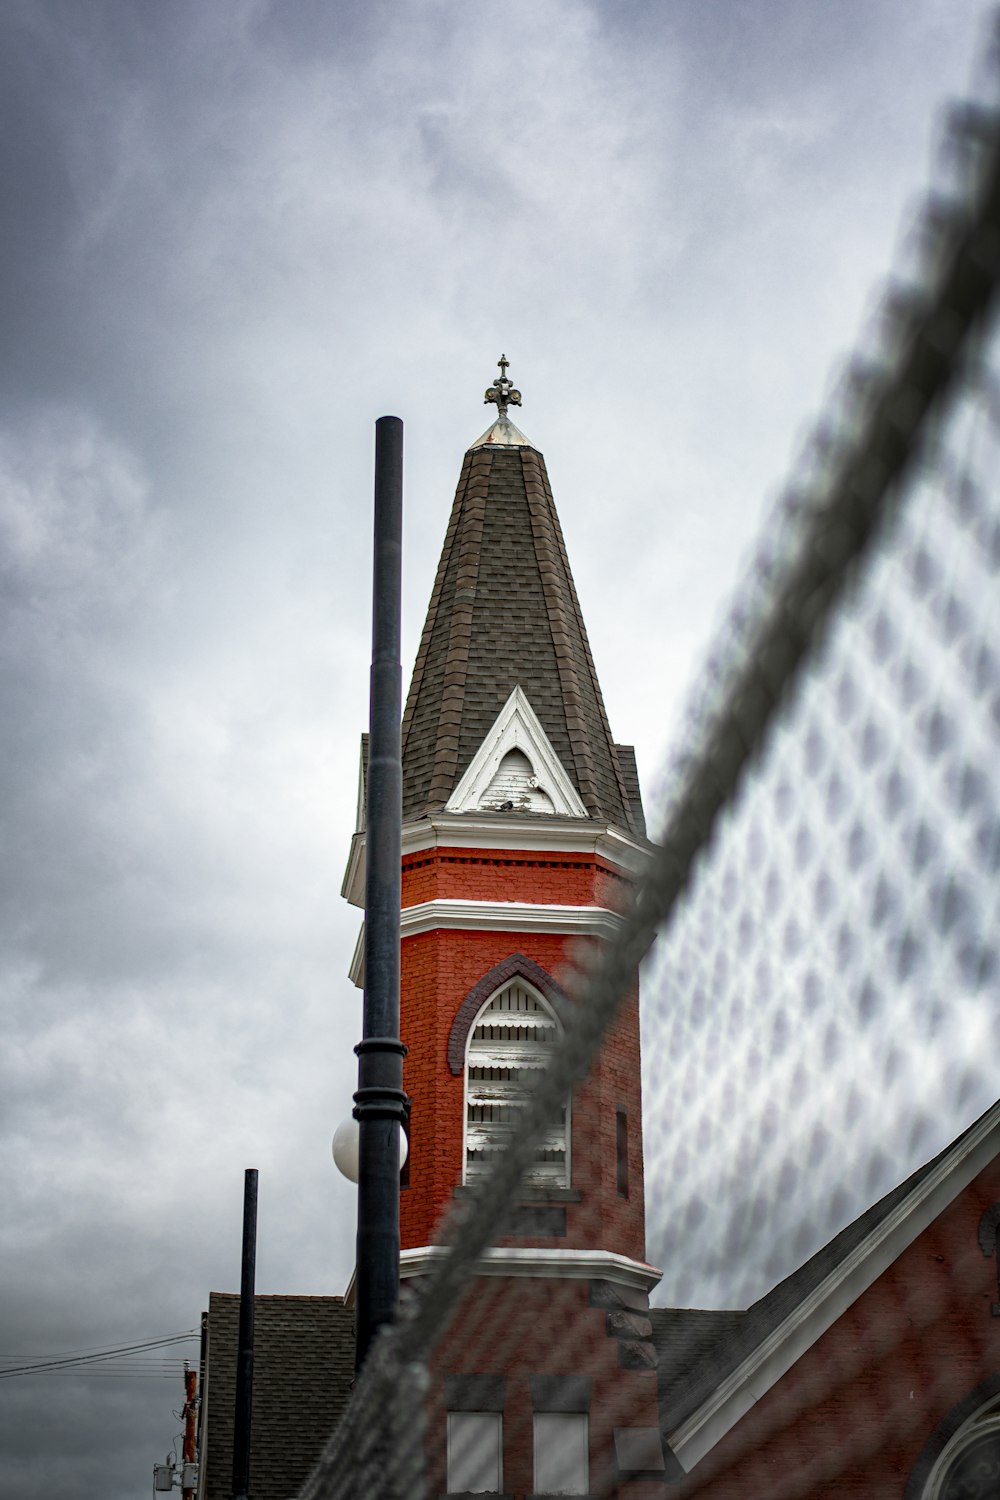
[445,686,587,818]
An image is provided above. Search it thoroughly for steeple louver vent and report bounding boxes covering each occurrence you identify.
[464,980,569,1187]
[479,749,554,813]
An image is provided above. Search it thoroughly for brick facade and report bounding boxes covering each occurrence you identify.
[398,844,646,1263]
[668,1157,1000,1498]
[401,846,633,911]
[394,816,660,1498]
[426,1275,664,1500]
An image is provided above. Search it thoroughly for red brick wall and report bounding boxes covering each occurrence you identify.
[401,845,632,910]
[673,1157,1000,1499]
[398,845,647,1263]
[426,1274,663,1500]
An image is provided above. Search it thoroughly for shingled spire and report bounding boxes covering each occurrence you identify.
[400,360,644,836]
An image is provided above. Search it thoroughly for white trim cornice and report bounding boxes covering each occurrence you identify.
[342,1246,661,1307]
[667,1099,1000,1472]
[348,899,625,987]
[342,815,652,909]
[402,898,624,938]
[399,1245,662,1291]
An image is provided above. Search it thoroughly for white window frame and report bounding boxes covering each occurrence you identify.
[461,977,570,1190]
[533,1411,589,1496]
[921,1403,1000,1498]
[447,1410,503,1495]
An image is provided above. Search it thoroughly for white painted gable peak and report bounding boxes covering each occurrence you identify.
[445,687,588,818]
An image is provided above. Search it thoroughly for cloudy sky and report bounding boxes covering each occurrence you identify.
[1,1,998,1495]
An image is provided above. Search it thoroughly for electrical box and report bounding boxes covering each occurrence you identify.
[182,1463,199,1488]
[153,1464,174,1492]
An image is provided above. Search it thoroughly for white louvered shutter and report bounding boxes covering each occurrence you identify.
[465,981,568,1187]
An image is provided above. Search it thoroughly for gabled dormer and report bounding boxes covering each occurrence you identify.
[445,685,588,817]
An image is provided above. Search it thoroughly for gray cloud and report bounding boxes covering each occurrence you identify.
[1,0,995,1493]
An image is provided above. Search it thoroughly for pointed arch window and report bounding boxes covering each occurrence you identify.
[915,1390,1000,1499]
[906,1376,1000,1500]
[463,978,569,1188]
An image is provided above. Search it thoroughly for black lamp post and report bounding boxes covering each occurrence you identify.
[353,415,408,1372]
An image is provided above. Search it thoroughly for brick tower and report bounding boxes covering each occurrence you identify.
[343,361,666,1497]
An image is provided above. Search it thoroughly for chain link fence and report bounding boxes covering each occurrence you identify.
[299,13,1000,1497]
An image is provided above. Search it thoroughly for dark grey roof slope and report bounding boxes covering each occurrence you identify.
[612,743,646,837]
[650,1308,746,1401]
[401,442,643,836]
[202,1293,354,1500]
[651,1122,971,1438]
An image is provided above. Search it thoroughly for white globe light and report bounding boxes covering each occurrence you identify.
[332,1116,408,1181]
[332,1117,360,1183]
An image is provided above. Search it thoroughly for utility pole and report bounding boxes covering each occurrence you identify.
[231,1168,258,1500]
[354,415,407,1372]
[181,1365,197,1500]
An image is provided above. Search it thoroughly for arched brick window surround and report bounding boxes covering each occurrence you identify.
[904,1372,1000,1499]
[447,954,569,1076]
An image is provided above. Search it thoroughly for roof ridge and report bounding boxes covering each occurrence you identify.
[426,450,491,809]
[401,448,485,808]
[521,448,634,823]
[207,1292,348,1304]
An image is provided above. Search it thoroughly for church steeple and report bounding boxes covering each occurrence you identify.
[400,358,645,837]
[343,375,663,1490]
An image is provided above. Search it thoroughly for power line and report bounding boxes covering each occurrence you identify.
[0,1328,199,1360]
[22,1370,190,1380]
[23,1366,190,1373]
[0,1331,200,1380]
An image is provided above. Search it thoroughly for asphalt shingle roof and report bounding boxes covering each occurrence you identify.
[202,1293,354,1500]
[400,442,643,835]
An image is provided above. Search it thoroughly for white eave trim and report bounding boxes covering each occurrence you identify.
[349,924,365,989]
[668,1099,1000,1473]
[348,900,625,987]
[341,815,652,909]
[400,1245,662,1291]
[342,830,365,905]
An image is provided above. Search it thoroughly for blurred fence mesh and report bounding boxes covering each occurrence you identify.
[299,17,1000,1500]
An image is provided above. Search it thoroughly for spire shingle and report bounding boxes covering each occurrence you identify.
[401,437,643,836]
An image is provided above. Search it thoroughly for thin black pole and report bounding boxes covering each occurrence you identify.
[231,1168,257,1500]
[354,415,407,1372]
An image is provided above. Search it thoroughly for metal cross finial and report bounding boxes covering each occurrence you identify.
[485,354,522,415]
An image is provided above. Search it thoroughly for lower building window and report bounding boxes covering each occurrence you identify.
[534,1412,588,1496]
[447,1410,502,1494]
